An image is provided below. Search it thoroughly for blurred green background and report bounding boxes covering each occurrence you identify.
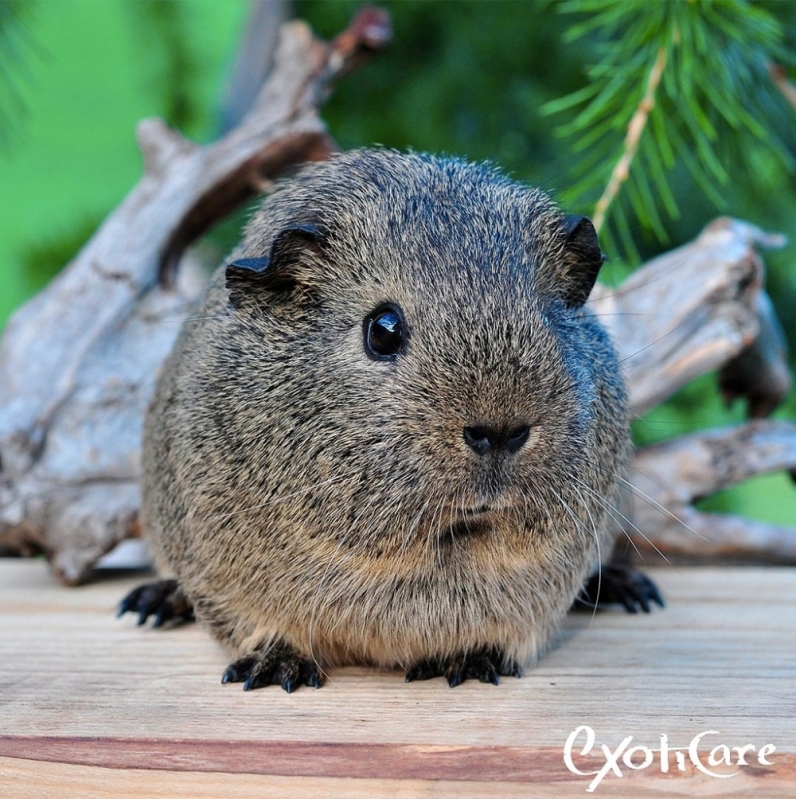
[0,0,794,526]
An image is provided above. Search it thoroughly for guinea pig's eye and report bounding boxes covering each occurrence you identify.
[364,305,406,360]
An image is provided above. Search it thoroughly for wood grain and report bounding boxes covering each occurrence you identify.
[1,561,794,796]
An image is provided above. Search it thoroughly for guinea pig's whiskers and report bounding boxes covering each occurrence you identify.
[508,498,522,538]
[609,469,709,543]
[429,498,444,571]
[589,459,704,544]
[183,315,229,323]
[538,478,586,550]
[431,495,452,570]
[585,249,699,307]
[572,483,604,590]
[529,486,555,538]
[518,486,543,540]
[617,318,691,368]
[587,312,677,319]
[449,488,466,555]
[571,477,651,565]
[547,484,602,626]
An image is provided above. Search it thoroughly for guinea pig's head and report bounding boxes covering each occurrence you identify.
[223,149,625,558]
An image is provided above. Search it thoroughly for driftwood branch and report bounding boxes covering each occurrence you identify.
[627,421,796,563]
[219,0,292,134]
[590,218,789,418]
[592,218,795,563]
[0,8,792,584]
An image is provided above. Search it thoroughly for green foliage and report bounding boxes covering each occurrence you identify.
[298,0,584,181]
[0,0,39,148]
[544,0,794,260]
[125,0,202,134]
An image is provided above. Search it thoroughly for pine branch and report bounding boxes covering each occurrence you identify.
[593,45,666,234]
[769,62,796,113]
[546,0,795,259]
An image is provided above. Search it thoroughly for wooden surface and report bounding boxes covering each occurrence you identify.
[1,560,794,797]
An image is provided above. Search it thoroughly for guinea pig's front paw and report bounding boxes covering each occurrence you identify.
[405,647,521,688]
[117,579,194,627]
[221,640,324,693]
[573,564,665,614]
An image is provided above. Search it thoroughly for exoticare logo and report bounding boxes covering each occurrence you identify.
[563,725,777,792]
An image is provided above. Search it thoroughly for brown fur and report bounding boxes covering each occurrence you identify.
[141,149,629,677]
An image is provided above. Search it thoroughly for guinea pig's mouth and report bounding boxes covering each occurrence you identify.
[440,504,495,541]
[464,504,493,516]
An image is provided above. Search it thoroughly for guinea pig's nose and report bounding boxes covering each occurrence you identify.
[463,424,530,456]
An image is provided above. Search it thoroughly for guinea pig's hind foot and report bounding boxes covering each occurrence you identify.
[221,641,323,693]
[117,579,194,627]
[405,647,521,688]
[572,564,664,614]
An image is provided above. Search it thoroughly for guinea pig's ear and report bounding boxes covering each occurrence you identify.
[225,223,325,309]
[559,215,606,308]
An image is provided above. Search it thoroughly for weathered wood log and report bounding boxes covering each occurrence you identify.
[628,421,796,563]
[0,9,792,584]
[590,218,795,564]
[219,0,291,134]
[589,218,789,418]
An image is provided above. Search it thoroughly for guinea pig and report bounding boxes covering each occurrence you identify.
[120,149,662,691]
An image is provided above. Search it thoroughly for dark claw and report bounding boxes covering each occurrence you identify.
[573,565,665,614]
[405,658,444,682]
[447,660,466,688]
[301,660,323,689]
[407,647,519,688]
[153,601,177,628]
[623,598,639,614]
[479,665,500,686]
[223,642,323,692]
[277,657,300,693]
[118,580,194,628]
[117,585,146,617]
[222,657,257,684]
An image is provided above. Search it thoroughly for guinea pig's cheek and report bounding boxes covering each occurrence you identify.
[337,325,379,370]
[521,427,543,453]
[314,452,335,481]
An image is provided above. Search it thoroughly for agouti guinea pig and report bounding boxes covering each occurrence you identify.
[120,149,662,691]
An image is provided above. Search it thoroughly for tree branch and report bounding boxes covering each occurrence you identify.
[592,45,667,233]
[625,420,796,563]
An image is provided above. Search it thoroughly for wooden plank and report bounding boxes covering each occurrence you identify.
[1,560,794,797]
[2,756,796,799]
